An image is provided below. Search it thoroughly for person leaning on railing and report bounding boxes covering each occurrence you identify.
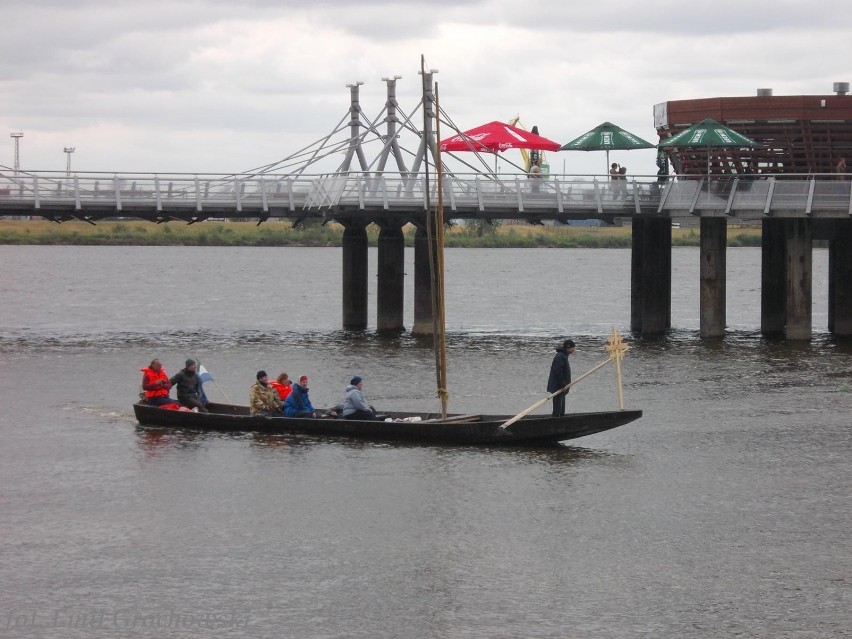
[528,160,543,193]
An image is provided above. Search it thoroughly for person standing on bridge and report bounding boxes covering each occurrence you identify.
[547,339,575,417]
[528,159,543,193]
[837,157,848,180]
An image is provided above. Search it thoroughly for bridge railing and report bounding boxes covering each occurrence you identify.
[1,170,850,218]
[0,171,324,214]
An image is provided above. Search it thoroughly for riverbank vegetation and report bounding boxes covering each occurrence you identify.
[0,219,763,248]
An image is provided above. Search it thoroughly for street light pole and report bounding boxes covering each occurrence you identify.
[64,147,76,176]
[10,132,23,175]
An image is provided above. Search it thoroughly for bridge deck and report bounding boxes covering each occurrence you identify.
[1,171,851,223]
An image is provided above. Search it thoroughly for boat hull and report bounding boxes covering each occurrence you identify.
[133,402,642,446]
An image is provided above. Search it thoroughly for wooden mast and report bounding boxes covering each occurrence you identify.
[434,81,448,420]
[420,54,448,419]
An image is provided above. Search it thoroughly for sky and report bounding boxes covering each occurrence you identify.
[2,0,851,177]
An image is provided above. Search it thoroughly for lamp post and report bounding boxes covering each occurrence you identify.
[10,132,23,175]
[64,147,75,176]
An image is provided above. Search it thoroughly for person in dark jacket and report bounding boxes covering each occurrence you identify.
[547,339,575,417]
[169,359,208,412]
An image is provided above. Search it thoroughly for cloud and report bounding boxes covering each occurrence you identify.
[1,0,851,175]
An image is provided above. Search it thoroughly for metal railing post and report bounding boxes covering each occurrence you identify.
[154,175,162,212]
[113,176,121,212]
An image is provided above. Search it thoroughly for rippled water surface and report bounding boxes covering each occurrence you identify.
[0,245,850,638]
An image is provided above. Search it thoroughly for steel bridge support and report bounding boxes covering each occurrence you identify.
[376,221,406,334]
[342,222,369,331]
[700,217,727,338]
[631,218,672,336]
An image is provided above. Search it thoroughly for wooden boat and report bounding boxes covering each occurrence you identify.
[133,401,642,446]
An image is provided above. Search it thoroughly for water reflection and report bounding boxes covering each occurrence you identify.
[139,422,631,471]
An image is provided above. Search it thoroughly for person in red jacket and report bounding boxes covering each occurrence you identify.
[141,358,175,407]
[269,373,293,402]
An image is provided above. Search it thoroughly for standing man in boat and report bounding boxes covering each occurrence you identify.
[250,371,284,416]
[170,359,208,413]
[140,358,174,406]
[284,375,317,418]
[547,339,575,417]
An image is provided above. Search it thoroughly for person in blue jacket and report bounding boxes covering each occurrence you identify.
[284,375,317,418]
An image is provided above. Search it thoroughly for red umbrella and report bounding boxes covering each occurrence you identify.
[440,121,561,154]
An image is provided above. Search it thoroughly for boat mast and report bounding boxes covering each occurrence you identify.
[434,81,448,420]
[420,54,448,419]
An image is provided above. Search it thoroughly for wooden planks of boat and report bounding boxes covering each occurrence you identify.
[133,402,642,446]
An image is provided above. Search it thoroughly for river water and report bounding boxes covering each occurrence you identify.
[0,245,849,638]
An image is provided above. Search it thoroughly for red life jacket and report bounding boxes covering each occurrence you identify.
[269,380,292,401]
[141,367,170,398]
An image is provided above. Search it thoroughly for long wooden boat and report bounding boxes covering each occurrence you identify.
[133,401,642,446]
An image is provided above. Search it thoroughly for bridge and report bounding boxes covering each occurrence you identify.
[1,170,851,224]
[3,72,852,341]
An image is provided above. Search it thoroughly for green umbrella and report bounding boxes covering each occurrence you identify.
[560,121,655,173]
[658,118,759,178]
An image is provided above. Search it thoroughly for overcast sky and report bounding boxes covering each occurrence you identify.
[2,0,850,177]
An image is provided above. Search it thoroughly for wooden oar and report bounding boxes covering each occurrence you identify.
[499,356,614,429]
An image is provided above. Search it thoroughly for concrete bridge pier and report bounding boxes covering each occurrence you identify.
[760,219,787,336]
[342,222,369,331]
[761,218,814,340]
[829,219,852,336]
[700,217,727,338]
[376,221,406,334]
[411,221,437,336]
[784,218,813,340]
[631,218,672,335]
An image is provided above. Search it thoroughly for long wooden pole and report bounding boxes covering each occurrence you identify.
[499,356,614,429]
[420,55,447,418]
[434,81,448,419]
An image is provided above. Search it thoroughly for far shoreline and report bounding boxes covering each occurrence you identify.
[0,219,763,249]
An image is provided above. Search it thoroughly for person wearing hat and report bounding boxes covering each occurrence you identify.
[341,376,376,421]
[547,339,576,417]
[249,370,283,416]
[283,375,317,418]
[169,358,208,412]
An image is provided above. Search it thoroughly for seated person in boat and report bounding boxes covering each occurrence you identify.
[284,375,317,418]
[250,371,284,416]
[140,358,175,407]
[169,359,209,413]
[341,376,377,420]
[269,373,293,403]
